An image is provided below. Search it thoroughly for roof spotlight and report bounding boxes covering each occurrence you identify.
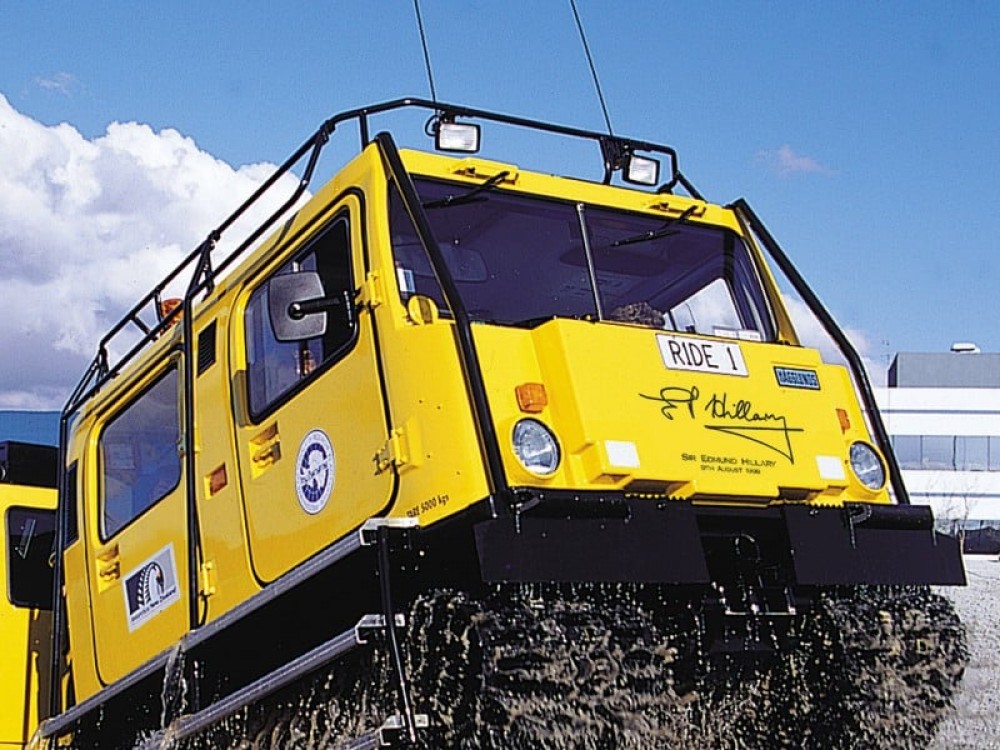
[435,120,481,153]
[624,153,660,186]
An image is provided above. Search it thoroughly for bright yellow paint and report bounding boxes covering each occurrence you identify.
[0,484,56,749]
[474,321,884,503]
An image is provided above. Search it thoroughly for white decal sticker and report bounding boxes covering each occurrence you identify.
[124,544,180,632]
[605,440,640,469]
[397,267,416,295]
[816,455,847,481]
[296,430,335,515]
[657,334,748,377]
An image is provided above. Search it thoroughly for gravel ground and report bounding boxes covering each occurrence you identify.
[933,556,1000,749]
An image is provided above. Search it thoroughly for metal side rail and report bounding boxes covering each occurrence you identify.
[367,518,423,744]
[38,518,420,742]
[340,714,432,750]
[35,647,172,740]
[166,614,402,742]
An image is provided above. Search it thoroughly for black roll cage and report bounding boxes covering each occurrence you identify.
[62,97,702,417]
[48,97,898,718]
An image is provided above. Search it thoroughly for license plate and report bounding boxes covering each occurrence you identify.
[656,333,748,377]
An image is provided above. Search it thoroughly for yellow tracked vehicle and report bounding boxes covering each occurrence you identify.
[16,100,967,748]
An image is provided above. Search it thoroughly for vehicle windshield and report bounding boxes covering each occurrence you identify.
[389,177,775,340]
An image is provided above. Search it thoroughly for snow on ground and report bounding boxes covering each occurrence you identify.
[933,556,1000,749]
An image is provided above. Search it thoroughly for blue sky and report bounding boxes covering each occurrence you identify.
[0,1,998,404]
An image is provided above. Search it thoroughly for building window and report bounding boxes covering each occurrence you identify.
[955,436,989,472]
[991,437,1000,471]
[920,436,954,470]
[893,435,922,470]
[893,434,1000,472]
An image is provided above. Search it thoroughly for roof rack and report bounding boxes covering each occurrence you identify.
[62,97,697,417]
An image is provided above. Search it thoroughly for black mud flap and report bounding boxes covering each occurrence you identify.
[784,504,966,586]
[474,500,710,584]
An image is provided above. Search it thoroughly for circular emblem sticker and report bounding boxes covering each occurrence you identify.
[295,430,335,514]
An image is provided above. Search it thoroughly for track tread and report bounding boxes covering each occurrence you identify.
[158,584,967,750]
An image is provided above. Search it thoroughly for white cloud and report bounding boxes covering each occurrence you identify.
[757,145,832,176]
[34,72,82,97]
[0,94,305,407]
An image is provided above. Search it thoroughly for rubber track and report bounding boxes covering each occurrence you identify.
[157,584,967,750]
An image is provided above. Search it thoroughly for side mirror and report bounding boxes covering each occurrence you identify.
[268,272,329,342]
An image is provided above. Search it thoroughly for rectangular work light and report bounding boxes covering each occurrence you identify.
[436,121,481,153]
[624,153,661,186]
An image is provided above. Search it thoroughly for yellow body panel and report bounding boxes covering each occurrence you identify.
[475,321,884,504]
[0,485,56,749]
[187,302,259,622]
[397,150,745,238]
[231,305,394,582]
[376,322,493,522]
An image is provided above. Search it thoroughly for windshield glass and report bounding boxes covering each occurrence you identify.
[389,178,775,340]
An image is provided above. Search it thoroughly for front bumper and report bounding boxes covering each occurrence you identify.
[473,494,966,587]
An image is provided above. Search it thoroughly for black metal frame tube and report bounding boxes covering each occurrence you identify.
[48,413,72,714]
[375,525,417,742]
[575,203,605,320]
[375,132,509,506]
[731,198,909,504]
[66,96,695,417]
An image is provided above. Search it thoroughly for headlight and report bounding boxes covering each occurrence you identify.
[849,442,885,490]
[512,419,560,476]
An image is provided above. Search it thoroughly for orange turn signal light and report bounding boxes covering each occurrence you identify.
[836,408,851,433]
[208,464,228,496]
[515,382,548,413]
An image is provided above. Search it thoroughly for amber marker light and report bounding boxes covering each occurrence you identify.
[836,408,851,433]
[515,382,548,414]
[208,464,228,496]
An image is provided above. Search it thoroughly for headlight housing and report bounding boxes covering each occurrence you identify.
[849,442,886,490]
[512,419,560,476]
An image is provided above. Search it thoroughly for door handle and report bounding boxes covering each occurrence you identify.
[96,543,121,585]
[252,441,281,464]
[99,560,121,581]
[250,423,281,477]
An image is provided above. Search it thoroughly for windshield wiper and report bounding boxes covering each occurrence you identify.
[422,170,510,209]
[610,205,698,248]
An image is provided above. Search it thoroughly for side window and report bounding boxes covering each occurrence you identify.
[245,216,355,418]
[6,506,56,609]
[101,369,182,538]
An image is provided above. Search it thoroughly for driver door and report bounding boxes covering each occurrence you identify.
[233,198,394,583]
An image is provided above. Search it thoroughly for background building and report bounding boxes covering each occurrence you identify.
[875,346,1000,552]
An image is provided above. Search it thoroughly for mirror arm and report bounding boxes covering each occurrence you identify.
[288,296,342,320]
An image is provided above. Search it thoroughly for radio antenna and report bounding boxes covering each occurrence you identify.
[413,0,438,104]
[569,0,613,136]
